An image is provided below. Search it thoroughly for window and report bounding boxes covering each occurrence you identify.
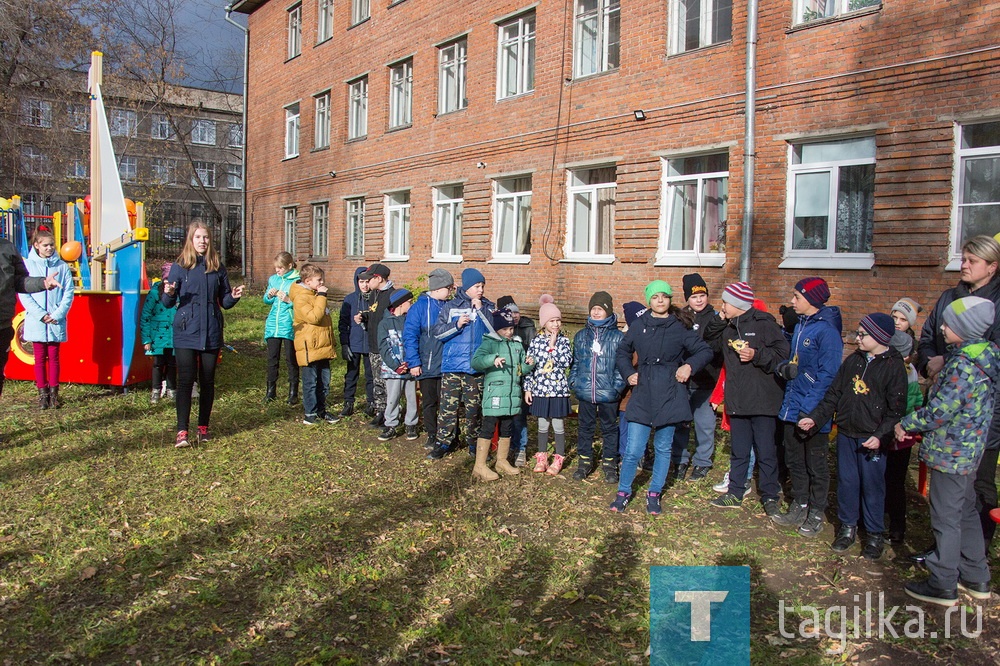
[670,0,732,54]
[285,102,300,157]
[191,119,216,145]
[574,0,620,78]
[784,135,875,269]
[389,59,413,129]
[795,0,879,24]
[314,91,331,148]
[227,205,241,234]
[659,153,728,266]
[20,146,49,176]
[288,3,302,58]
[226,164,243,190]
[954,121,1000,255]
[566,166,616,259]
[110,108,138,137]
[348,77,368,140]
[438,39,467,114]
[68,158,88,179]
[190,203,210,221]
[497,13,535,99]
[192,161,216,188]
[312,203,329,257]
[385,191,410,259]
[68,104,89,132]
[284,208,298,254]
[433,185,463,259]
[346,198,365,256]
[493,176,532,260]
[351,0,370,24]
[151,157,177,184]
[151,114,174,140]
[228,123,244,147]
[317,0,333,42]
[22,99,52,128]
[119,155,138,182]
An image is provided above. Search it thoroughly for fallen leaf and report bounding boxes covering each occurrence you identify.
[79,566,97,580]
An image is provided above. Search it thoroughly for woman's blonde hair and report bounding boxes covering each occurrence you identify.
[177,220,220,273]
[962,235,1000,267]
[274,251,296,272]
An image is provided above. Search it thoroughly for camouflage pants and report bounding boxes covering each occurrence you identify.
[437,372,483,448]
[369,352,388,414]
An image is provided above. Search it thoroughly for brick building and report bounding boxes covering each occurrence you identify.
[233,0,1000,326]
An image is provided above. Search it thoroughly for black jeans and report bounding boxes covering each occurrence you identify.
[480,414,514,439]
[0,325,14,398]
[342,351,372,405]
[577,401,619,462]
[728,415,780,502]
[175,348,219,431]
[151,349,177,392]
[782,422,830,511]
[884,446,913,537]
[974,446,999,550]
[265,337,298,389]
[419,376,441,439]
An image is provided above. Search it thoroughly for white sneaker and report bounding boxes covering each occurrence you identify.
[713,472,731,493]
[515,450,526,467]
[192,382,200,398]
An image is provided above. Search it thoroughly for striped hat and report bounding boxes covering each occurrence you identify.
[722,282,754,310]
[794,277,831,307]
[860,313,896,346]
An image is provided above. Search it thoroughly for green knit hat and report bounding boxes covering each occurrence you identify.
[644,280,673,304]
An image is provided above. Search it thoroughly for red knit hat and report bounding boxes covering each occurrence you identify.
[794,277,831,308]
[722,282,754,310]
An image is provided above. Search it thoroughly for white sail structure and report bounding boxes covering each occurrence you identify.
[88,51,131,250]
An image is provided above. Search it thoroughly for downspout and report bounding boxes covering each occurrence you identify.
[225,4,249,279]
[739,0,759,283]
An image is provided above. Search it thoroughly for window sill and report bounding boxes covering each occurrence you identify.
[383,256,409,262]
[570,68,619,84]
[348,17,370,30]
[786,4,881,33]
[496,90,535,103]
[560,255,616,265]
[666,40,732,60]
[345,136,367,144]
[311,145,330,153]
[282,154,299,161]
[654,253,726,267]
[779,255,874,270]
[387,123,412,133]
[315,36,332,47]
[945,257,962,271]
[429,256,463,263]
[284,54,301,64]
[435,107,468,119]
[488,255,531,264]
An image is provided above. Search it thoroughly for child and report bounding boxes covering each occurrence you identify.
[357,263,394,427]
[799,313,906,560]
[140,263,177,404]
[403,269,454,448]
[338,267,373,417]
[263,252,300,404]
[569,290,626,483]
[497,294,536,466]
[891,297,922,345]
[19,226,74,409]
[885,330,923,545]
[618,301,647,471]
[378,289,418,442]
[895,296,998,606]
[290,264,338,425]
[524,295,572,476]
[470,308,535,480]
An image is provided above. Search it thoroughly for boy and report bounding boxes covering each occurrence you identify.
[290,264,338,425]
[378,289,418,442]
[799,313,906,560]
[357,263,394,427]
[895,296,999,606]
[570,290,626,483]
[337,266,373,417]
[403,269,454,448]
[497,294,536,466]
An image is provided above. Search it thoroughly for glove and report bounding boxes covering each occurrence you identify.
[774,360,799,381]
[343,348,355,363]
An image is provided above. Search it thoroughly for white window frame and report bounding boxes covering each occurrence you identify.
[151,114,174,140]
[949,121,1000,270]
[21,146,48,176]
[438,39,468,115]
[669,0,733,54]
[119,155,138,182]
[68,104,89,132]
[192,161,216,188]
[22,99,52,128]
[228,123,244,147]
[433,185,464,261]
[565,166,616,262]
[384,191,411,260]
[110,108,138,137]
[348,77,368,140]
[287,3,302,58]
[284,207,298,255]
[317,0,333,42]
[351,0,370,25]
[781,135,876,270]
[151,157,177,184]
[573,0,620,79]
[346,197,365,256]
[491,176,532,263]
[68,158,88,179]
[794,0,880,25]
[496,13,536,100]
[285,102,300,158]
[656,153,728,267]
[226,164,243,190]
[312,202,329,257]
[191,119,217,146]
[314,91,331,149]
[389,59,413,129]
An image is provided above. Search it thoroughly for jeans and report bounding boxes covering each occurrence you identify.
[671,387,716,468]
[175,348,219,431]
[926,468,990,590]
[512,402,530,453]
[782,422,831,511]
[619,422,676,495]
[577,401,620,462]
[266,337,299,390]
[836,434,886,533]
[728,415,780,502]
[343,351,372,406]
[301,359,330,417]
[385,378,418,427]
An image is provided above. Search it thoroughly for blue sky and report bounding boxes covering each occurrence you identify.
[175,2,246,93]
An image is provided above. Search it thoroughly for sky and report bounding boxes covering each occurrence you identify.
[174,2,247,93]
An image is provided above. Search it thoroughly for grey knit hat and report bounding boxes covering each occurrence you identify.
[428,268,454,291]
[890,330,913,358]
[942,296,995,341]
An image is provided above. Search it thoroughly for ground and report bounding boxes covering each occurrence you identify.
[0,296,997,665]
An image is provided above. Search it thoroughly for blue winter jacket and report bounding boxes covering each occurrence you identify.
[403,291,446,378]
[19,248,74,343]
[779,305,844,432]
[263,268,299,340]
[338,267,370,354]
[161,257,239,351]
[432,288,495,375]
[570,315,627,404]
[378,311,414,380]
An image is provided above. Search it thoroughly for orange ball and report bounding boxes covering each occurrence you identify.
[60,240,82,262]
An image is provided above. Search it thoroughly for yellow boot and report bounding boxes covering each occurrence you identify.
[495,437,520,476]
[472,437,499,482]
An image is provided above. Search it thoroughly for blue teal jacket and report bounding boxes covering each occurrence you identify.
[19,248,74,343]
[403,291,446,378]
[432,288,495,375]
[570,315,626,404]
[161,257,239,351]
[263,269,299,340]
[779,305,843,432]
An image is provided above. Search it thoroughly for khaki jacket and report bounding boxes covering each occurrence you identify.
[291,283,336,366]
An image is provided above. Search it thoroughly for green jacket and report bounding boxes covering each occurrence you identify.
[472,334,534,416]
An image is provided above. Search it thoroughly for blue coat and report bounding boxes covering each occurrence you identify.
[140,281,176,355]
[570,316,626,404]
[432,288,495,375]
[263,269,299,340]
[378,311,414,380]
[779,305,843,431]
[338,267,370,354]
[161,257,239,351]
[19,248,74,343]
[403,291,446,378]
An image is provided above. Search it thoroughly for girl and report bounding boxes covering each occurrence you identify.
[140,263,177,404]
[19,226,74,409]
[524,295,572,476]
[162,221,244,448]
[263,252,300,404]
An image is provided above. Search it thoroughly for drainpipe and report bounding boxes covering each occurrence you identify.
[739,0,759,283]
[225,4,249,279]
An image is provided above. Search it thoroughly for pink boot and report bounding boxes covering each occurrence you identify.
[533,452,549,473]
[546,454,565,476]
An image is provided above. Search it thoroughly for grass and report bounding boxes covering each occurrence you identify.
[1,295,998,664]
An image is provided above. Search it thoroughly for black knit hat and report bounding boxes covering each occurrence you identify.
[683,273,709,300]
[588,291,613,317]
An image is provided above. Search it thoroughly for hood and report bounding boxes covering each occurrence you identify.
[353,266,366,290]
[282,268,300,281]
[27,247,62,269]
[803,305,843,333]
[957,339,1000,384]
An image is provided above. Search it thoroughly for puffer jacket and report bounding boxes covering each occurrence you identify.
[162,257,239,351]
[685,304,723,390]
[263,268,300,340]
[0,238,46,325]
[779,305,844,431]
[290,283,336,366]
[19,248,74,343]
[472,333,533,416]
[338,267,370,354]
[570,316,626,404]
[363,282,394,352]
[403,291,446,377]
[901,339,1000,474]
[432,288,495,374]
[523,331,572,397]
[378,311,414,379]
[140,281,176,355]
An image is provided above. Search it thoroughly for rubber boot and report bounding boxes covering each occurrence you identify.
[495,437,520,476]
[49,386,60,409]
[263,382,277,403]
[287,383,299,406]
[38,388,49,410]
[472,437,499,481]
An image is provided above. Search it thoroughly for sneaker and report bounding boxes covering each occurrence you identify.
[338,403,354,418]
[322,412,341,424]
[175,430,190,448]
[958,579,992,601]
[405,425,419,441]
[533,452,549,473]
[603,467,619,485]
[609,491,632,513]
[711,494,743,509]
[831,525,857,553]
[378,425,398,442]
[646,491,662,516]
[427,443,452,460]
[572,466,588,481]
[861,533,885,560]
[762,498,781,518]
[797,509,824,538]
[303,414,319,425]
[546,454,565,476]
[514,450,527,467]
[423,436,437,450]
[150,389,160,404]
[772,502,808,527]
[688,465,711,481]
[197,425,210,444]
[368,413,385,428]
[675,463,689,482]
[904,580,959,607]
[713,472,731,493]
